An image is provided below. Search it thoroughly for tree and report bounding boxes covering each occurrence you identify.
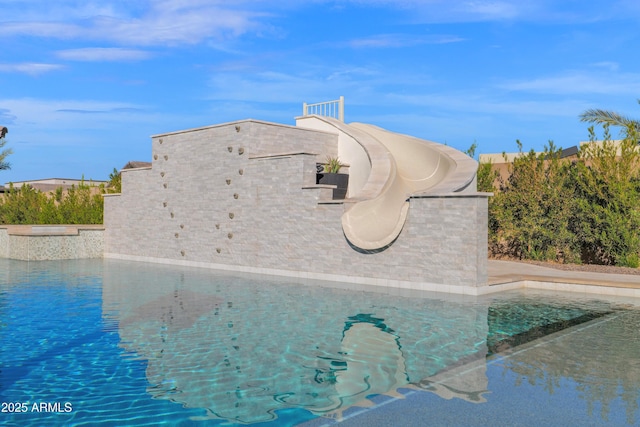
[579,100,640,142]
[0,126,12,170]
[104,167,122,193]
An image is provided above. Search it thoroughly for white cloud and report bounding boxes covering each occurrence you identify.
[348,33,464,48]
[0,21,82,39]
[206,65,391,106]
[453,1,522,20]
[0,96,213,142]
[0,1,269,47]
[384,90,587,118]
[590,61,620,72]
[208,71,329,104]
[1,0,638,51]
[499,71,640,95]
[344,0,533,22]
[56,48,153,61]
[0,63,64,76]
[0,98,149,134]
[341,0,640,23]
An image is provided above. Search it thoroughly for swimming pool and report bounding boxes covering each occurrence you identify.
[1,258,639,426]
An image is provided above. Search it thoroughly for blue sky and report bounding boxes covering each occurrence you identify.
[1,0,640,183]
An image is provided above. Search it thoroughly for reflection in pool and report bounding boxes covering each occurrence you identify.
[0,258,638,426]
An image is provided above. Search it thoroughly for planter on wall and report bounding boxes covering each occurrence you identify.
[316,173,349,199]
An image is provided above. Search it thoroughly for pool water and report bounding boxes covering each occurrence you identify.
[1,259,639,426]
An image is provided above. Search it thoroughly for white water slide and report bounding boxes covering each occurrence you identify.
[297,116,478,251]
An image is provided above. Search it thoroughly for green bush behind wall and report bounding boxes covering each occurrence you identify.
[484,125,640,267]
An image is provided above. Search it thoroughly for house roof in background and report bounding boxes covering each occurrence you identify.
[2,178,107,193]
[122,161,152,170]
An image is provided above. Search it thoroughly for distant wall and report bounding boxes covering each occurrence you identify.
[0,225,104,260]
[104,119,489,293]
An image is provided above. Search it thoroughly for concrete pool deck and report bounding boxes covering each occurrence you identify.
[486,259,640,297]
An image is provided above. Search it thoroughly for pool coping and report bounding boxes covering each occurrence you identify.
[102,253,640,298]
[486,259,640,298]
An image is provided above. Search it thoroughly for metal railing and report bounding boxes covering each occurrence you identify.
[302,96,344,122]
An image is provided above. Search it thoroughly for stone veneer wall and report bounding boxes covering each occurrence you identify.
[0,226,104,260]
[104,119,490,293]
[0,228,8,259]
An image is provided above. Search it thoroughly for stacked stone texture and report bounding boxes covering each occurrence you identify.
[104,120,489,290]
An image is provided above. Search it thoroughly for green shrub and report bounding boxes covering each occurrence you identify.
[569,126,640,266]
[0,183,52,224]
[0,179,103,225]
[487,124,640,267]
[466,142,498,193]
[489,141,579,263]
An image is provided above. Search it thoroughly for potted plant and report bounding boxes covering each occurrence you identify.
[317,156,349,199]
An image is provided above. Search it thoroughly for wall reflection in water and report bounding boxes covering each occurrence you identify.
[102,261,638,425]
[102,261,489,423]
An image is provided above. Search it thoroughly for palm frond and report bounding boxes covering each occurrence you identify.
[580,108,640,134]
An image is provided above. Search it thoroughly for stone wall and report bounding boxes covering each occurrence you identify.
[0,228,8,258]
[0,225,104,260]
[104,119,490,293]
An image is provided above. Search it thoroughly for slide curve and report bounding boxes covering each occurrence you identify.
[340,122,477,251]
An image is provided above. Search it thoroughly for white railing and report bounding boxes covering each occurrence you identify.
[302,96,344,122]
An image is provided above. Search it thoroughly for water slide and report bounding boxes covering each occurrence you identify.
[296,116,478,251]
